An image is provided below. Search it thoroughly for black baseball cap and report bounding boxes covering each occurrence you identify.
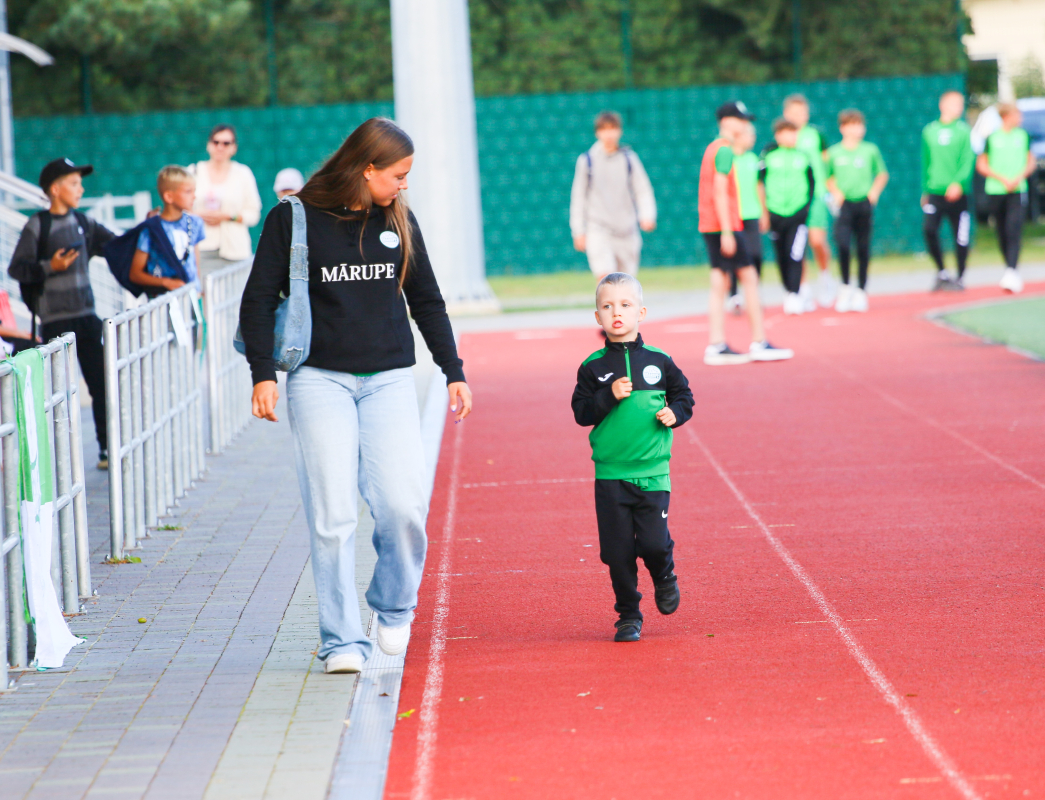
[39,158,94,192]
[715,101,755,122]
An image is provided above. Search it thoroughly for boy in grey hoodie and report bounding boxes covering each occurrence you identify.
[570,111,657,278]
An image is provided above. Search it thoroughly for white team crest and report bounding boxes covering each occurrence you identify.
[379,230,400,248]
[642,365,662,384]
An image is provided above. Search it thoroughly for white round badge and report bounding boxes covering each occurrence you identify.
[379,230,400,249]
[642,365,662,384]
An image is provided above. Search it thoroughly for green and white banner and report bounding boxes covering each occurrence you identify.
[12,349,82,669]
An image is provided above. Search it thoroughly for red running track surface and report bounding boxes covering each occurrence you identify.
[385,285,1045,800]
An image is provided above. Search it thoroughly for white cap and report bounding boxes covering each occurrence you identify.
[273,167,305,193]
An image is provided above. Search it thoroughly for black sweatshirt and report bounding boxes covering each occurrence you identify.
[239,201,465,386]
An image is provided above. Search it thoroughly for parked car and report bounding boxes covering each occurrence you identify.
[970,98,1045,221]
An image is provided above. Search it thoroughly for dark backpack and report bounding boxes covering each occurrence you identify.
[102,215,194,298]
[21,210,91,340]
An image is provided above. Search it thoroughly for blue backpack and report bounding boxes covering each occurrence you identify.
[233,196,311,371]
[102,215,194,297]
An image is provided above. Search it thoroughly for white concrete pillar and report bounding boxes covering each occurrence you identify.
[391,0,499,314]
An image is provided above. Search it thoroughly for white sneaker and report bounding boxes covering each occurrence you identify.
[749,340,794,362]
[725,293,744,315]
[704,343,751,366]
[783,292,803,315]
[850,288,869,313]
[1000,268,1024,294]
[377,622,411,656]
[816,270,838,308]
[834,284,853,313]
[799,283,817,312]
[325,653,364,674]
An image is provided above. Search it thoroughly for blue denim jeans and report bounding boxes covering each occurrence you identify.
[287,366,428,661]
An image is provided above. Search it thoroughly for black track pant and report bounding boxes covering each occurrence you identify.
[769,210,808,294]
[42,314,107,452]
[985,192,1025,269]
[729,219,763,297]
[835,199,874,289]
[595,479,675,621]
[922,194,970,277]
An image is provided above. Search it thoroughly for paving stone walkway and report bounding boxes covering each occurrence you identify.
[0,346,435,799]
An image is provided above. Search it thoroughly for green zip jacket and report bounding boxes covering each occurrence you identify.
[572,335,694,481]
[759,143,815,217]
[921,119,974,194]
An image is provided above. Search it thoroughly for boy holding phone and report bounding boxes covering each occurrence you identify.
[8,158,116,468]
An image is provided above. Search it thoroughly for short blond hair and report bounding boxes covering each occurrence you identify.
[157,165,193,195]
[997,102,1019,119]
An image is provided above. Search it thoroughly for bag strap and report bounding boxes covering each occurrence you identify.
[284,196,308,282]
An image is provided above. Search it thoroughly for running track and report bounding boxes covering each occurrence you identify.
[386,286,1045,799]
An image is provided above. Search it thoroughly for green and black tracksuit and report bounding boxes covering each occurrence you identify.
[983,127,1031,269]
[759,144,815,293]
[921,118,974,277]
[572,335,694,620]
[825,141,888,289]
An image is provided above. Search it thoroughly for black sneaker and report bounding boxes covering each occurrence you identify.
[97,449,108,470]
[703,343,750,366]
[932,272,952,292]
[613,618,642,642]
[654,577,680,615]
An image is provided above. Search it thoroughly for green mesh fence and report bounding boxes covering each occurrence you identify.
[14,73,963,276]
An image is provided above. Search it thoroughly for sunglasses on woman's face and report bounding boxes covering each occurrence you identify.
[211,139,235,146]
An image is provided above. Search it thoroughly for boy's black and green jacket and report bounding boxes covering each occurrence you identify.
[572,335,694,488]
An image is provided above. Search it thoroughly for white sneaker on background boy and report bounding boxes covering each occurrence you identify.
[850,288,869,312]
[816,270,838,307]
[749,340,795,362]
[704,342,751,366]
[799,282,817,312]
[1000,268,1024,294]
[834,284,854,313]
[783,292,803,315]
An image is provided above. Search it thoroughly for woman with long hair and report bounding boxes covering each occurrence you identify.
[239,118,472,674]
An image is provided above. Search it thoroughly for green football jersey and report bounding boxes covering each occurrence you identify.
[733,151,762,220]
[759,145,814,217]
[921,119,974,194]
[984,127,1030,195]
[825,141,887,201]
[796,126,827,188]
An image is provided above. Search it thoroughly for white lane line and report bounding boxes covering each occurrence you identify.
[688,428,982,800]
[829,364,1045,492]
[410,422,463,800]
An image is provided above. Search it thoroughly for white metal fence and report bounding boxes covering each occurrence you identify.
[2,333,90,689]
[205,259,253,454]
[104,286,205,560]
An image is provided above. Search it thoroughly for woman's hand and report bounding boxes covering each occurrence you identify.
[200,210,227,227]
[252,380,279,422]
[448,382,472,423]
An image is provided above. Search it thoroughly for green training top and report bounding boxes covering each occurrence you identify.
[796,126,828,188]
[733,151,762,220]
[921,119,974,194]
[714,145,733,174]
[984,127,1030,195]
[758,144,815,217]
[825,141,887,201]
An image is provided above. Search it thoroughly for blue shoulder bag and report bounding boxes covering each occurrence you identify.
[233,195,311,371]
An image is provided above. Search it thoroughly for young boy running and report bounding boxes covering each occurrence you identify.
[572,272,693,642]
[825,109,889,312]
[570,111,657,278]
[699,102,793,365]
[783,94,835,309]
[727,121,764,314]
[977,102,1036,294]
[922,90,975,290]
[758,119,814,315]
[130,166,205,296]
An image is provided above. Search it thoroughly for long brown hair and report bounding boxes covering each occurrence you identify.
[296,117,415,287]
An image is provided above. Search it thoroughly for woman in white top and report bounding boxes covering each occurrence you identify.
[192,124,262,278]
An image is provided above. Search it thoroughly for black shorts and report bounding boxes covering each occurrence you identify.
[703,231,752,272]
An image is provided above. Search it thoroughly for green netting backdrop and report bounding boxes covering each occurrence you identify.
[14,73,963,276]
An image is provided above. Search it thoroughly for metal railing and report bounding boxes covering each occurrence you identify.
[2,333,90,689]
[104,285,205,560]
[204,259,253,454]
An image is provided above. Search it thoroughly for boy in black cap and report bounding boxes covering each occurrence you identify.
[9,158,116,468]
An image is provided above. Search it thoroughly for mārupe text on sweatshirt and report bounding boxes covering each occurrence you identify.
[759,144,815,217]
[826,141,888,201]
[921,119,974,194]
[572,335,694,490]
[239,201,465,386]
